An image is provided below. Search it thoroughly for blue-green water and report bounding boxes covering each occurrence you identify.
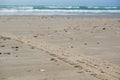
[0,5,120,16]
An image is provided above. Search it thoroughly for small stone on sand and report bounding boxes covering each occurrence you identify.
[70,46,74,48]
[106,66,109,68]
[74,65,80,68]
[33,35,38,38]
[40,69,45,72]
[84,43,87,45]
[102,28,106,30]
[97,42,100,44]
[50,58,57,62]
[15,46,19,48]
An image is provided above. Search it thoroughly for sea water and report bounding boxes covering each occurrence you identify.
[0,5,120,17]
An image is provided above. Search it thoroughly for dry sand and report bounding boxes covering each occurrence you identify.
[0,16,120,80]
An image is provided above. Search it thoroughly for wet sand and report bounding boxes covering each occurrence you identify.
[0,16,120,80]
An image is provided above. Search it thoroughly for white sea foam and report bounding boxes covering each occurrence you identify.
[0,6,120,16]
[46,6,80,9]
[104,7,117,9]
[14,7,33,10]
[0,9,120,13]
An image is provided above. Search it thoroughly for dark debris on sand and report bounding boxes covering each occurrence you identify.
[50,58,58,62]
[4,52,11,55]
[118,20,120,22]
[102,28,106,30]
[0,36,11,41]
[70,46,74,48]
[33,35,38,38]
[0,45,5,47]
[84,43,87,45]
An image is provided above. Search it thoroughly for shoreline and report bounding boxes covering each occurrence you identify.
[0,15,120,18]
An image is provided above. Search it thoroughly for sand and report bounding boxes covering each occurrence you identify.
[0,16,120,80]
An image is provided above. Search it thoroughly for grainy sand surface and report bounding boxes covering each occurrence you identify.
[0,16,120,80]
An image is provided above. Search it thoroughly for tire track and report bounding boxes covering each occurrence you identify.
[0,33,120,80]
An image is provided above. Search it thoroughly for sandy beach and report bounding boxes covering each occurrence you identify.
[0,16,120,80]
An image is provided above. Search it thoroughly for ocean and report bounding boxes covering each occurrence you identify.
[0,5,120,17]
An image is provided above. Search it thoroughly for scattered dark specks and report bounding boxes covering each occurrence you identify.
[12,46,19,51]
[0,37,11,40]
[64,29,68,32]
[84,43,87,45]
[102,28,106,30]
